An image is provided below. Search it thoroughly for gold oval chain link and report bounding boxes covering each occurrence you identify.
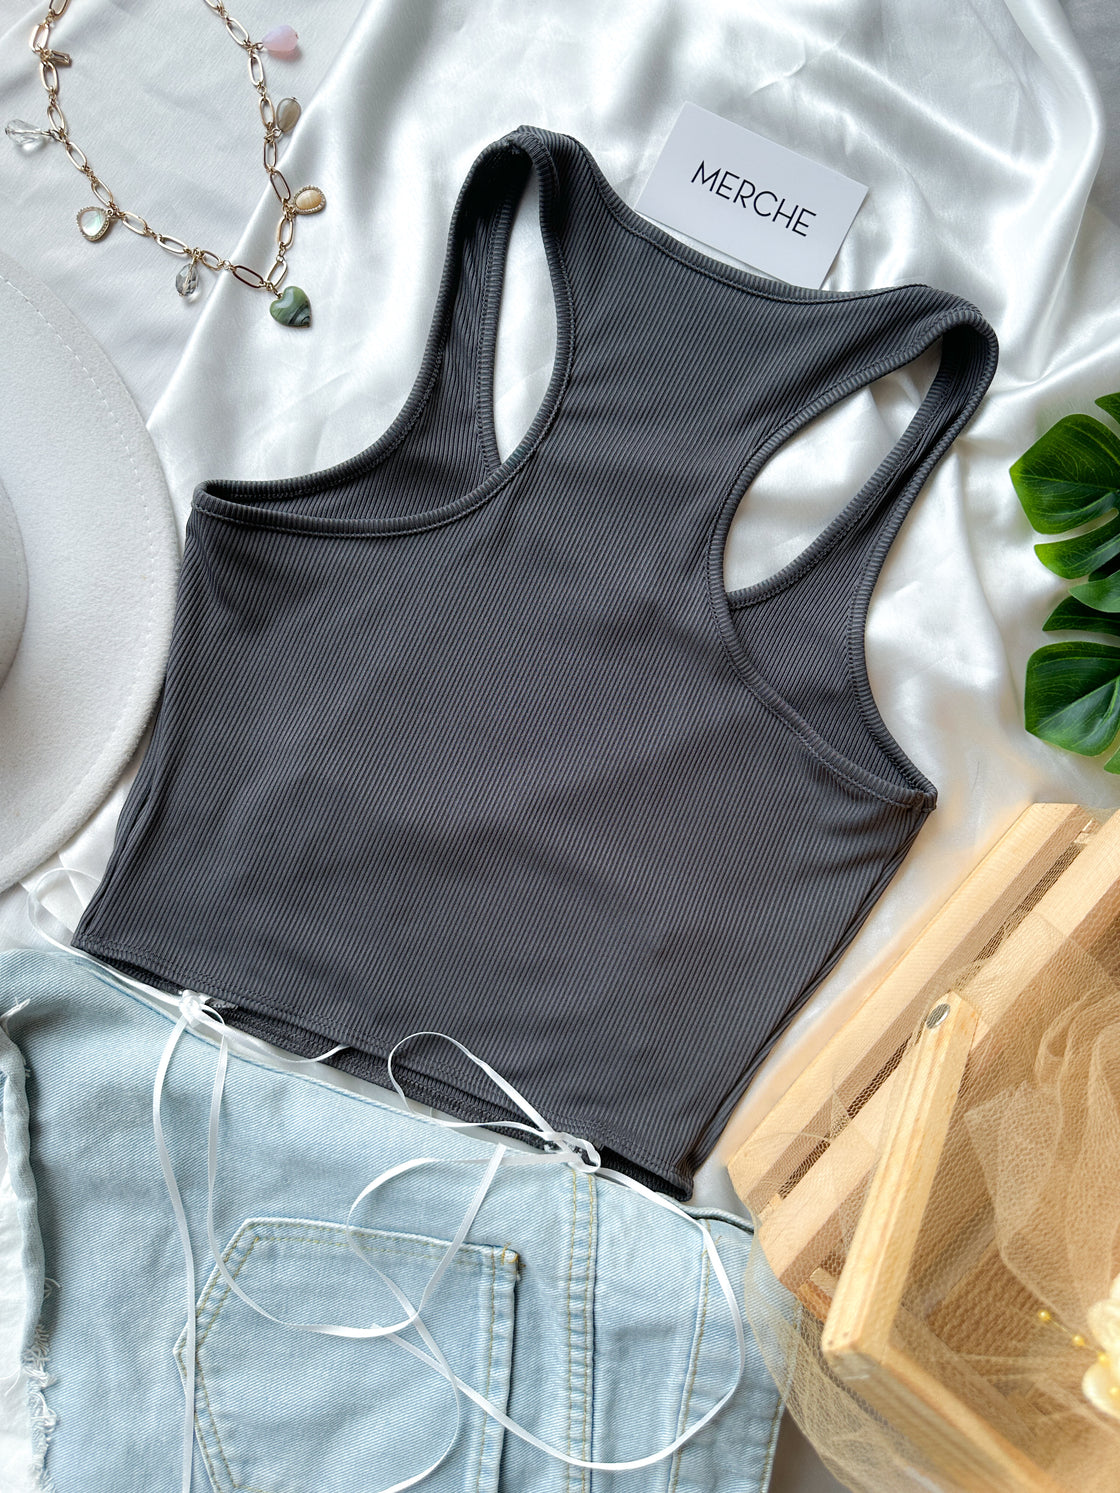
[26,1,311,298]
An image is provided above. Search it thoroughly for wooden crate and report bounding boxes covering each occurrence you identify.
[729,804,1120,1493]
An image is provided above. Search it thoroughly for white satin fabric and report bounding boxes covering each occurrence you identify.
[1,2,1119,1488]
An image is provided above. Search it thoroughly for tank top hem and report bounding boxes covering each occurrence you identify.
[66,930,697,1197]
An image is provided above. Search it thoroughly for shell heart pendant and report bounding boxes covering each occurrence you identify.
[77,205,112,241]
[292,185,325,215]
[270,284,311,327]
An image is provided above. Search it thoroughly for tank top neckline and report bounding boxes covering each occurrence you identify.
[193,123,933,543]
[189,122,966,810]
[193,129,574,540]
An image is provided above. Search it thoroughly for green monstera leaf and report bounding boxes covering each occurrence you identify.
[1011,410,1120,533]
[1013,392,1120,771]
[1071,572,1120,613]
[1034,509,1120,578]
[1024,643,1120,757]
[1043,595,1120,637]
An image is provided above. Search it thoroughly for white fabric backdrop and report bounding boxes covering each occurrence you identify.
[1,1,1118,1488]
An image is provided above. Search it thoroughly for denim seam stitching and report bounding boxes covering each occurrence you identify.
[190,1363,227,1493]
[667,1247,711,1493]
[196,1227,496,1358]
[195,1231,261,1352]
[192,1222,252,1327]
[191,1359,227,1491]
[188,1231,264,1491]
[473,1247,498,1493]
[566,1167,577,1489]
[195,1224,505,1348]
[194,1355,271,1493]
[582,1174,594,1482]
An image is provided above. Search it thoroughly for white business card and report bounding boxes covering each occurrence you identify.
[635,103,868,289]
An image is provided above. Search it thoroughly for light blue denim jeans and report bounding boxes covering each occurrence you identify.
[0,950,780,1492]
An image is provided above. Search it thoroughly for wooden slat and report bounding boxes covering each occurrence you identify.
[755,1014,989,1292]
[798,1269,837,1323]
[821,994,979,1366]
[753,810,1120,1292]
[818,993,1068,1492]
[841,1344,1068,1493]
[734,807,1119,1493]
[728,803,1096,1216]
[806,1267,1035,1448]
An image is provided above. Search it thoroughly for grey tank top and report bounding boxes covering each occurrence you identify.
[75,125,997,1196]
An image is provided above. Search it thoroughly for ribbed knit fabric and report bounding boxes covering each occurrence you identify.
[75,126,998,1197]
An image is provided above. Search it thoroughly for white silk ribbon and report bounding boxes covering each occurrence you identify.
[158,1007,748,1491]
[25,872,748,1491]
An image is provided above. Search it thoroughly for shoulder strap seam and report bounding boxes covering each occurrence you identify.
[472,178,521,472]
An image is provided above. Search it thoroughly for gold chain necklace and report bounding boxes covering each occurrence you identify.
[6,0,325,328]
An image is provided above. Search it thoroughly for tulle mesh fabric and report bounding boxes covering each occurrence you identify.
[740,903,1120,1492]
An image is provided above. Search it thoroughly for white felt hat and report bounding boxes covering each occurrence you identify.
[0,249,179,890]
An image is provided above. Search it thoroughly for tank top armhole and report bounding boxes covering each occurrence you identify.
[711,303,998,809]
[844,315,997,799]
[190,127,575,537]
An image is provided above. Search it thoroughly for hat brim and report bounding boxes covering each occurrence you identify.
[0,249,179,889]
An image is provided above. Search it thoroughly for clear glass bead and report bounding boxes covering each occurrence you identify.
[175,261,200,300]
[5,119,48,152]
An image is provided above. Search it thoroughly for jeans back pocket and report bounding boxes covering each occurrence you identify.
[176,1216,519,1493]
